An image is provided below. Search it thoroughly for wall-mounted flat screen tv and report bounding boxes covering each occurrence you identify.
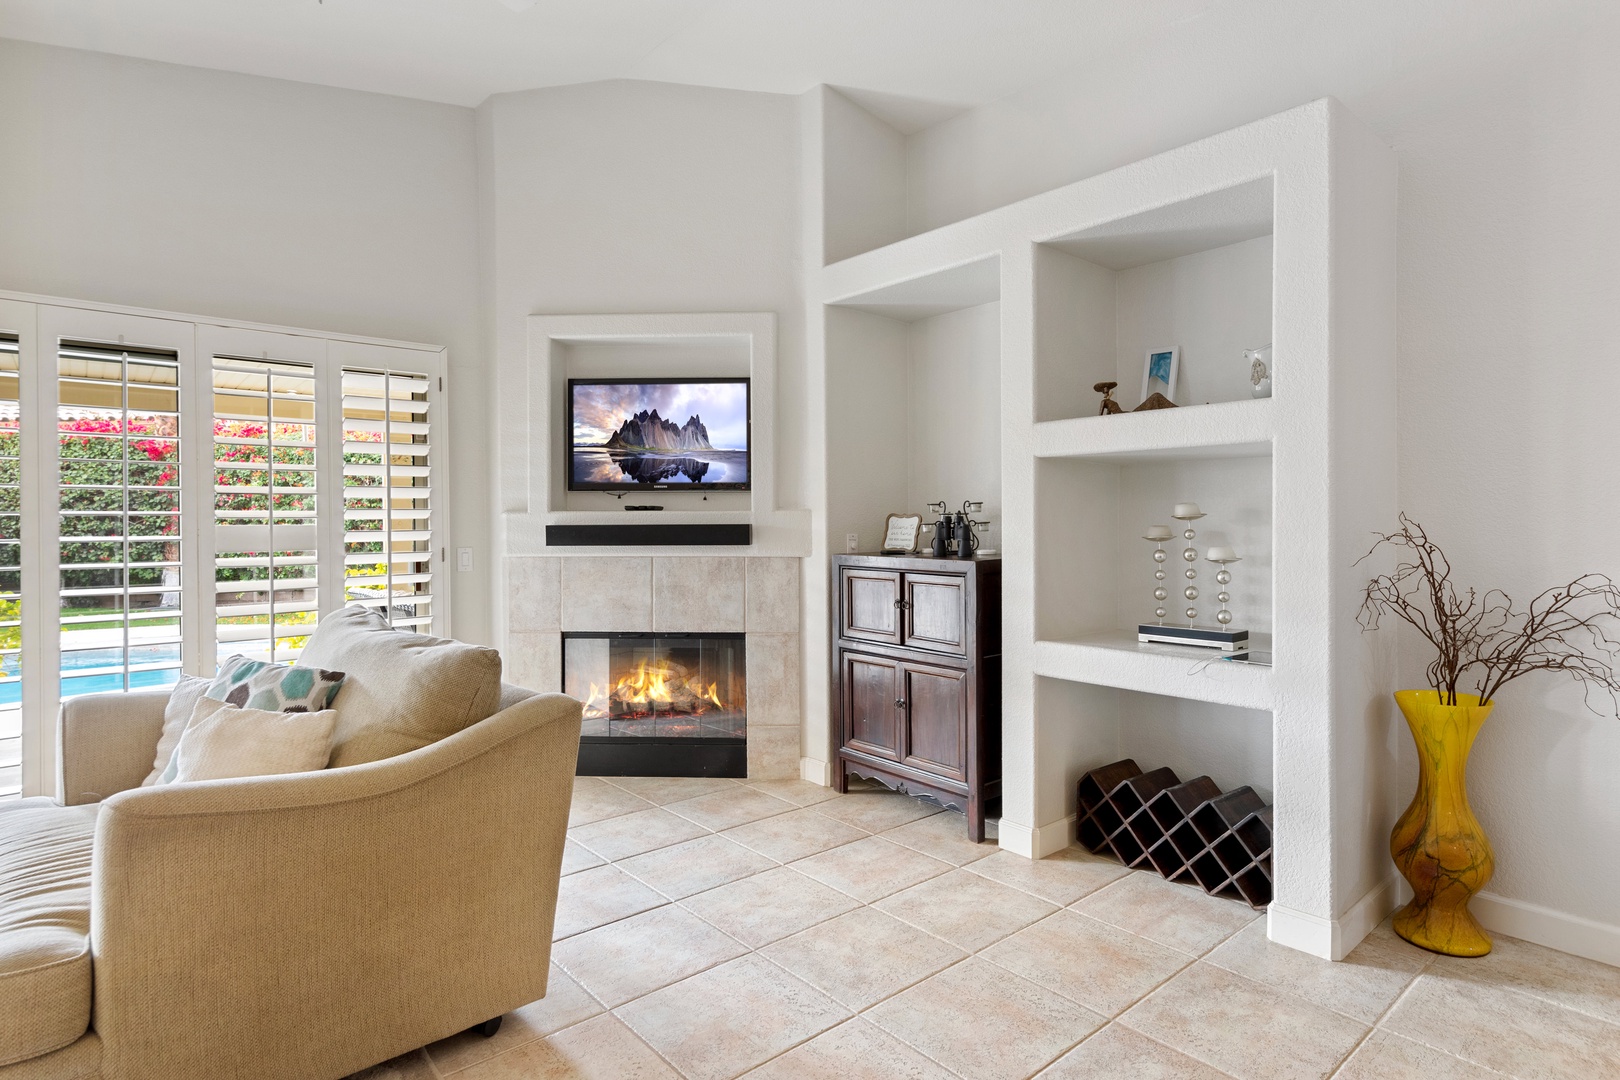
[567,378,750,491]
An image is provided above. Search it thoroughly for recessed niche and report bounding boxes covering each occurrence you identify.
[1035,177,1273,423]
[1038,675,1272,812]
[824,257,1003,552]
[1035,452,1272,644]
[554,338,751,513]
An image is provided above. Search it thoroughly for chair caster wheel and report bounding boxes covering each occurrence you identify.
[469,1016,502,1038]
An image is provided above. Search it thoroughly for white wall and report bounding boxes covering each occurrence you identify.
[479,77,809,745]
[904,0,1620,935]
[907,302,1002,548]
[0,38,489,639]
[479,79,803,510]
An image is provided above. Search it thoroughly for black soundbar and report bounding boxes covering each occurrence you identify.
[545,523,752,547]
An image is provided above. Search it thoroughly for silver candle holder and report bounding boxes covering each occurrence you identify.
[1137,503,1250,652]
[1171,503,1206,626]
[1141,525,1174,623]
[1205,547,1242,626]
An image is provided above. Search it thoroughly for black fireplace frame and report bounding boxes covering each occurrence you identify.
[562,631,747,778]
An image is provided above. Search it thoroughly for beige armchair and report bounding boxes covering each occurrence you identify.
[1,683,582,1080]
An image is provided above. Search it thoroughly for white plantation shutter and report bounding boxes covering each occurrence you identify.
[341,367,434,629]
[0,338,18,798]
[211,357,320,665]
[56,342,185,698]
[0,298,446,800]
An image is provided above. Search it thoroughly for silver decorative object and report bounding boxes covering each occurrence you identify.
[1205,547,1242,626]
[1245,344,1273,399]
[1171,503,1206,626]
[1142,525,1173,623]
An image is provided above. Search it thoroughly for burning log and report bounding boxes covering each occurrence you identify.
[602,658,727,719]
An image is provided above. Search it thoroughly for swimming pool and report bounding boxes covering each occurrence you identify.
[0,644,181,704]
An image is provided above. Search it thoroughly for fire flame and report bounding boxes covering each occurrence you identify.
[583,659,726,719]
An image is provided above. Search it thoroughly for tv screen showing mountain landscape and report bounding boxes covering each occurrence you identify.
[569,380,750,489]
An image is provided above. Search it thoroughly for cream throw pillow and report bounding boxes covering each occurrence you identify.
[141,674,212,786]
[169,698,338,783]
[296,606,503,768]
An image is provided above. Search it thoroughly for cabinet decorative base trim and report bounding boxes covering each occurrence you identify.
[846,763,968,816]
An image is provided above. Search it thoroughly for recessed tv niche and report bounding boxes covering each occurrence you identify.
[567,378,751,491]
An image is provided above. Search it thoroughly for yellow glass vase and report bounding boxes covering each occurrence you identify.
[1390,689,1495,956]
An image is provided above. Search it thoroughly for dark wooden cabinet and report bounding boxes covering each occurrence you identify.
[832,553,1000,840]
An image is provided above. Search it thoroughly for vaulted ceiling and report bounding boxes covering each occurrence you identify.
[0,0,1220,129]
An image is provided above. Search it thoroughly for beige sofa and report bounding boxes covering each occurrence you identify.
[0,681,583,1080]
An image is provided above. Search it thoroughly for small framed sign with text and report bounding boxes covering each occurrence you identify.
[881,513,923,554]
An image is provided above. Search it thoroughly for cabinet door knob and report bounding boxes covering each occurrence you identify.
[893,599,911,610]
[894,698,906,709]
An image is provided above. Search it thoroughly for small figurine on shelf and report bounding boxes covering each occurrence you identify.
[1133,392,1178,412]
[1094,381,1124,415]
[1245,344,1273,398]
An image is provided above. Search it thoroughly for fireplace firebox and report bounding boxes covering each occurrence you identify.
[563,632,746,777]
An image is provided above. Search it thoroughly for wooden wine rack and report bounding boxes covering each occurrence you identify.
[1075,759,1273,908]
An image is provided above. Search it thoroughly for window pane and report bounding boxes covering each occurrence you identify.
[58,343,183,698]
[0,335,17,799]
[342,369,432,630]
[213,357,318,666]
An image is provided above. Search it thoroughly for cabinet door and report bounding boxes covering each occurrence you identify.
[842,652,901,761]
[840,568,902,645]
[900,661,968,782]
[903,572,967,656]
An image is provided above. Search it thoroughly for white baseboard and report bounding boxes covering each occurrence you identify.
[999,815,1077,859]
[799,757,831,787]
[997,819,1035,857]
[1034,814,1078,858]
[1268,878,1398,961]
[1473,890,1620,967]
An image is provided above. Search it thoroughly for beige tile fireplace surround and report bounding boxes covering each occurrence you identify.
[503,556,803,778]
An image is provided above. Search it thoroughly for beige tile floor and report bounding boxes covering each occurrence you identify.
[350,776,1620,1080]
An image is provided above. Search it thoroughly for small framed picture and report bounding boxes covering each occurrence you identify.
[1141,347,1180,405]
[881,513,923,554]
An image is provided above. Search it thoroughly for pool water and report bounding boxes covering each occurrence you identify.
[0,645,181,705]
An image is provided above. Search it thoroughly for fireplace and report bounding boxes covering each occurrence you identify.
[563,632,747,777]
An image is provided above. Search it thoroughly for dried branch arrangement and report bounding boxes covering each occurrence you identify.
[1357,513,1620,709]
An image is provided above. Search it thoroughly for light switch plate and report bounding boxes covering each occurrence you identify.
[845,533,859,553]
[456,547,473,572]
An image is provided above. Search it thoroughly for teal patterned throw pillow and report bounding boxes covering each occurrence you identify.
[208,655,346,713]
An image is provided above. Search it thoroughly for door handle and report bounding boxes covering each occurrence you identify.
[894,699,906,709]
[893,599,911,610]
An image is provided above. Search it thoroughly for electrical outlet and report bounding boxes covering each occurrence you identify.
[845,533,859,553]
[456,547,473,572]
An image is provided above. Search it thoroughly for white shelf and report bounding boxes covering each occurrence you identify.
[1033,397,1274,462]
[824,255,1000,321]
[1033,631,1273,711]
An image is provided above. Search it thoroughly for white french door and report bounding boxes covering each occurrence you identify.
[0,301,446,799]
[201,327,328,668]
[0,299,32,798]
[32,306,200,798]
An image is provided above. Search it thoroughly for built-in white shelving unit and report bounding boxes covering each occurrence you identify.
[813,96,1398,961]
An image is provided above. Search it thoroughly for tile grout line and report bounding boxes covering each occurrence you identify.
[1323,956,1445,1079]
[1421,955,1620,1033]
[1116,1025,1243,1079]
[1356,961,1541,1080]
